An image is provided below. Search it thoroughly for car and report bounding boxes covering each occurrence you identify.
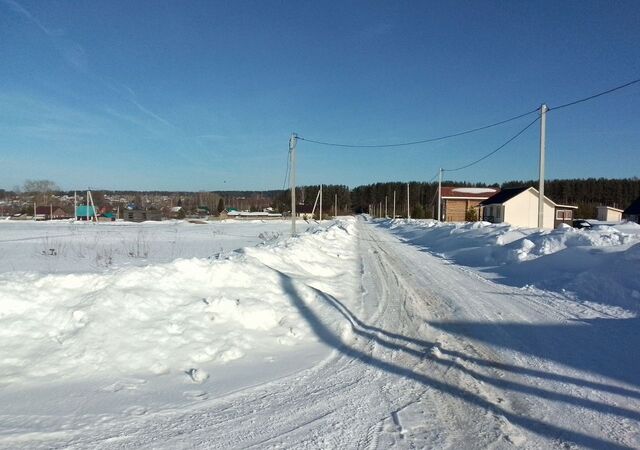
[572,219,593,229]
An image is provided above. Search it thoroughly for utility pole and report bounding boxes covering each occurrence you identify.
[290,133,297,235]
[538,104,548,229]
[334,193,337,218]
[393,191,396,219]
[319,184,322,221]
[407,183,410,219]
[74,191,77,220]
[86,190,89,221]
[385,196,388,218]
[437,168,443,221]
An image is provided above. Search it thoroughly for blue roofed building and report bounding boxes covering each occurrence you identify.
[76,205,96,220]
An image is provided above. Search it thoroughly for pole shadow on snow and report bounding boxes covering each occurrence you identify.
[428,317,640,392]
[278,271,637,450]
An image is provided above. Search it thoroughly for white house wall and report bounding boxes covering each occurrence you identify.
[597,207,623,221]
[503,189,555,229]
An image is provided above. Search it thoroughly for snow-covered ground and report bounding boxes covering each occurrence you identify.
[1,217,639,449]
[0,219,295,273]
[380,218,640,314]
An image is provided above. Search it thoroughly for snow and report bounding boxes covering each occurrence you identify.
[451,187,497,194]
[0,219,360,438]
[382,218,640,312]
[1,217,639,448]
[0,219,293,274]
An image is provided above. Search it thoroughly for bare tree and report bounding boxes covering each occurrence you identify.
[23,179,60,205]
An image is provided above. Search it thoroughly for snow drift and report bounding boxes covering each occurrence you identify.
[380,219,640,312]
[0,219,359,387]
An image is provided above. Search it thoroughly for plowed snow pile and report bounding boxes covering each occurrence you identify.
[0,219,359,387]
[382,219,640,312]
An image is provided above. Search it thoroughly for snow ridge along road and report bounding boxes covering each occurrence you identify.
[1,217,638,449]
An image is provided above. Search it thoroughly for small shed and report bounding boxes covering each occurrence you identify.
[554,205,578,228]
[623,197,640,223]
[169,206,185,219]
[596,206,623,222]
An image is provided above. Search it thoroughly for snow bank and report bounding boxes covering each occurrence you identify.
[381,219,640,312]
[0,219,359,386]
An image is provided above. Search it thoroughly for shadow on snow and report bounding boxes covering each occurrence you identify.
[277,271,638,450]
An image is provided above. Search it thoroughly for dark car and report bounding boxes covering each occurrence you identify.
[572,219,593,229]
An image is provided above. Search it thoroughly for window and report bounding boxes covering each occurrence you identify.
[556,209,573,220]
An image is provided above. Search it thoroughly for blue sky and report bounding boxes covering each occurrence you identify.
[1,0,639,191]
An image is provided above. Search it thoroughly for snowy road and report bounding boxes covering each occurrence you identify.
[3,218,639,449]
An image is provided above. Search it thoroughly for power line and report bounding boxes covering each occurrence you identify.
[297,108,538,148]
[444,116,540,172]
[282,146,291,190]
[549,77,640,111]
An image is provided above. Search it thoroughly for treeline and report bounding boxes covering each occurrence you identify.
[271,185,351,215]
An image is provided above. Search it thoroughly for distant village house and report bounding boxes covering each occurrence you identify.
[76,205,97,221]
[35,206,68,220]
[123,209,162,222]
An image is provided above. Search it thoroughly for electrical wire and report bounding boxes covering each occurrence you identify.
[297,108,538,148]
[282,147,291,190]
[549,77,640,111]
[443,116,540,172]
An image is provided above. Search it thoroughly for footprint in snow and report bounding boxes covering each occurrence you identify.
[185,368,209,383]
[183,390,208,400]
[123,406,147,416]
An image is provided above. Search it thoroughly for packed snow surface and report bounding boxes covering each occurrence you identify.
[1,217,639,449]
